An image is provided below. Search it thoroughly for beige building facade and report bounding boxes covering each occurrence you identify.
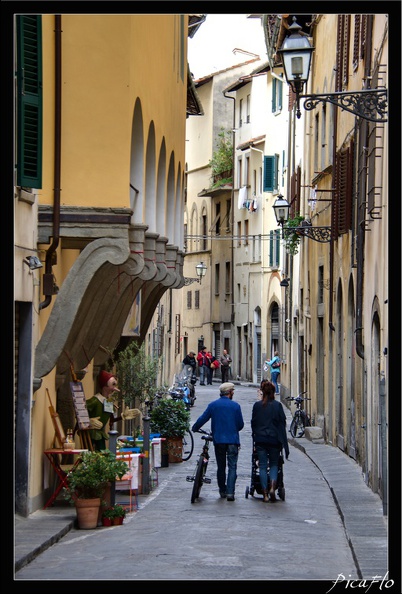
[14,13,204,515]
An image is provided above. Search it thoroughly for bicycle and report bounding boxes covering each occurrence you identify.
[181,429,194,461]
[286,391,311,438]
[186,428,213,503]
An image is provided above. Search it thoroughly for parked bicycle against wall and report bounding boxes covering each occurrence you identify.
[186,428,213,502]
[286,391,311,438]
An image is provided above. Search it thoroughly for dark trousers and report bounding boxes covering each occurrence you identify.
[221,365,229,383]
[214,443,240,496]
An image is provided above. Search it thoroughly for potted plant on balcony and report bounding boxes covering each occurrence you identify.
[63,449,128,529]
[149,398,190,463]
[283,214,305,255]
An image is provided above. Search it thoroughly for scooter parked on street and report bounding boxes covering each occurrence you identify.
[169,364,196,409]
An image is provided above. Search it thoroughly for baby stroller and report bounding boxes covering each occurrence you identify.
[245,441,285,501]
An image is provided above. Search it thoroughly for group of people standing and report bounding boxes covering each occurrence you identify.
[185,346,280,391]
[190,346,232,385]
[192,376,289,503]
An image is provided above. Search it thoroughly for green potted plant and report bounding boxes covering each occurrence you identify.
[102,504,127,526]
[101,506,116,526]
[111,504,127,525]
[63,450,128,529]
[208,127,233,189]
[283,214,305,255]
[150,398,190,463]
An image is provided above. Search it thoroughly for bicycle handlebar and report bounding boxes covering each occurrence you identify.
[195,428,213,437]
[286,391,311,401]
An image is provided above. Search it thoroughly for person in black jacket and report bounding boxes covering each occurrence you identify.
[182,351,197,377]
[251,380,289,502]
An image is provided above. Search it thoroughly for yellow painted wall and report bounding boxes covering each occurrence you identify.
[40,14,187,208]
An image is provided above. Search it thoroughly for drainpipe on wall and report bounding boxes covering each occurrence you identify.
[328,100,338,333]
[355,15,373,359]
[39,14,62,310]
[224,91,236,328]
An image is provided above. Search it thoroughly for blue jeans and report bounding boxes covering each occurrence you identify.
[255,444,281,491]
[214,443,240,496]
[270,371,280,393]
[199,365,208,384]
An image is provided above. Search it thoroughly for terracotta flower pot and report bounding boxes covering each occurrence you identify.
[102,517,112,526]
[75,498,101,530]
[112,516,124,525]
[167,436,183,463]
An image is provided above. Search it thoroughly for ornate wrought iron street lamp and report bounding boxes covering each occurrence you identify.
[272,194,332,244]
[277,17,387,122]
[184,261,208,285]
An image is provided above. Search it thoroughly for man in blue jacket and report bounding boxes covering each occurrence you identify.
[192,382,244,501]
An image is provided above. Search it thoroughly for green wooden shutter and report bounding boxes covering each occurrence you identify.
[272,78,277,112]
[278,78,283,110]
[274,229,280,267]
[273,154,279,191]
[269,231,274,266]
[263,156,275,191]
[269,230,281,267]
[16,15,43,188]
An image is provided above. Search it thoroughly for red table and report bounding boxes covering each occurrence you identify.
[43,448,88,509]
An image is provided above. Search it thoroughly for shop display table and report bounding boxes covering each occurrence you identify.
[43,448,88,509]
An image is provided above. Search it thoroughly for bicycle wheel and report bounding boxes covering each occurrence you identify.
[191,454,206,503]
[290,412,305,438]
[182,429,194,461]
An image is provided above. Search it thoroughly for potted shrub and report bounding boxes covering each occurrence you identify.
[150,398,190,463]
[102,504,127,526]
[111,504,127,525]
[101,506,115,526]
[63,450,128,529]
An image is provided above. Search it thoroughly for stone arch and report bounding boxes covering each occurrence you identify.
[156,137,166,237]
[145,121,156,228]
[130,98,145,223]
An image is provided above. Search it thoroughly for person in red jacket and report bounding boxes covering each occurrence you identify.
[197,347,211,385]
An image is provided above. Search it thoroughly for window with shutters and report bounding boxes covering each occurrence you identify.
[360,15,367,60]
[225,262,231,294]
[239,98,243,128]
[186,291,192,309]
[215,263,220,296]
[175,314,181,355]
[352,15,360,71]
[245,155,250,187]
[318,266,324,304]
[215,202,221,235]
[336,15,350,91]
[269,230,280,268]
[226,199,231,233]
[246,94,251,123]
[202,213,207,250]
[272,75,283,113]
[263,155,279,192]
[334,145,354,236]
[194,290,200,309]
[237,156,242,188]
[252,235,262,263]
[289,167,301,219]
[16,15,43,188]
